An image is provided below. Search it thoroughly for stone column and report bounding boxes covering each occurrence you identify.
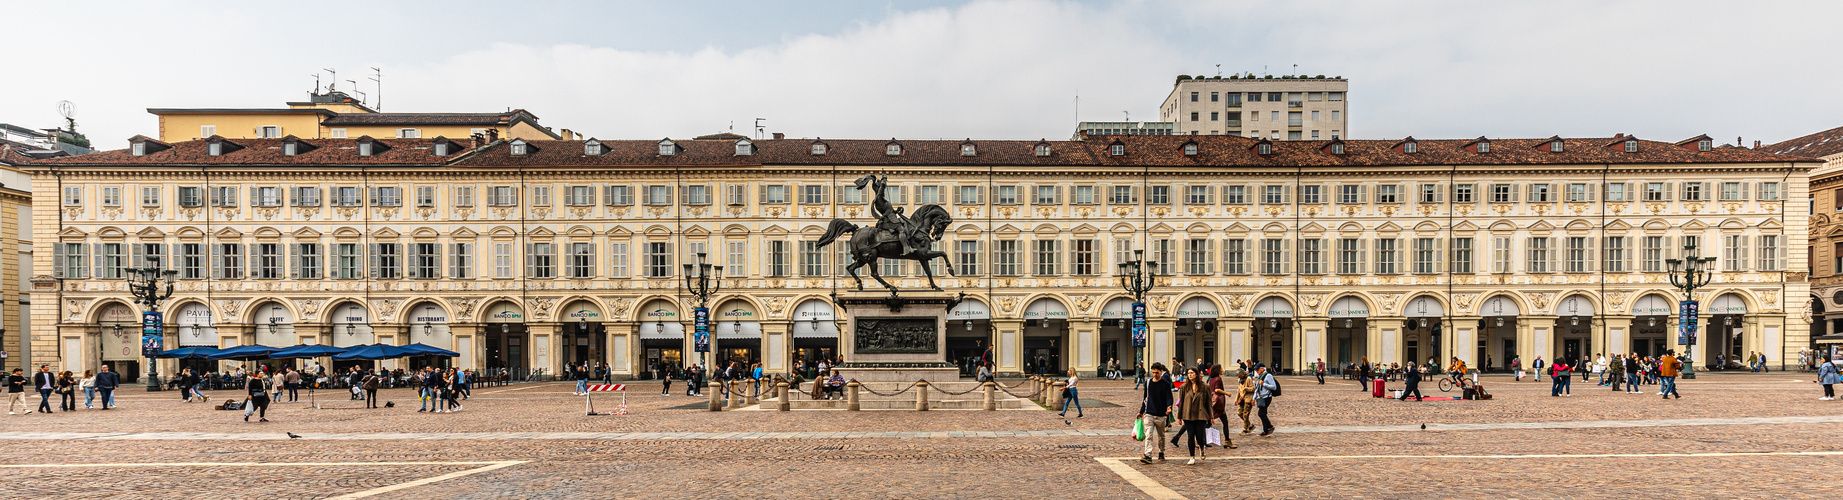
[1450,316,1482,367]
[1524,315,1556,364]
[916,380,930,411]
[1220,319,1253,369]
[993,319,1024,376]
[1371,318,1404,364]
[605,322,633,378]
[1148,319,1177,371]
[761,320,790,374]
[527,323,557,378]
[1603,316,1633,359]
[1296,319,1329,372]
[1071,319,1101,377]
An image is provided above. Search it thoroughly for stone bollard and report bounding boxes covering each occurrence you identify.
[916,381,931,411]
[777,382,791,412]
[746,380,760,405]
[707,381,722,411]
[1050,381,1067,411]
[1033,377,1046,404]
[846,382,861,411]
[982,381,997,411]
[728,380,742,408]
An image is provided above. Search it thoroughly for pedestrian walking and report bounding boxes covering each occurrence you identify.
[1313,358,1326,385]
[361,370,381,408]
[1137,363,1173,464]
[283,368,302,402]
[1176,367,1213,465]
[1235,371,1256,434]
[34,365,56,414]
[1532,356,1545,382]
[1207,364,1236,449]
[94,365,120,409]
[1625,353,1643,394]
[79,370,96,409]
[1511,356,1523,381]
[244,371,271,422]
[1659,350,1683,399]
[56,371,76,411]
[1059,368,1084,418]
[1594,354,1609,386]
[1133,361,1146,390]
[1253,363,1278,436]
[1818,356,1839,400]
[179,369,199,402]
[1356,356,1372,392]
[660,366,674,395]
[5,369,26,414]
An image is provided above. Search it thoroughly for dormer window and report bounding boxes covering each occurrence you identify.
[960,143,977,156]
[1550,141,1564,152]
[1403,142,1418,154]
[885,143,902,156]
[208,142,223,156]
[433,142,449,156]
[735,139,754,156]
[131,143,145,156]
[584,140,604,156]
[1256,143,1273,155]
[657,139,676,156]
[1329,143,1345,155]
[1476,142,1490,153]
[810,142,827,155]
[1698,139,1712,151]
[510,139,528,156]
[1624,140,1638,152]
[1035,143,1051,156]
[358,142,373,156]
[1183,143,1198,156]
[283,142,297,156]
[1110,144,1125,156]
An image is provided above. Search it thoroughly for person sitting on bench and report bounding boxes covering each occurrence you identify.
[822,370,846,400]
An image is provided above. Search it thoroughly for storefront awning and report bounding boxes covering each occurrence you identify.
[1175,296,1220,319]
[793,300,839,338]
[1633,294,1673,316]
[1556,295,1595,317]
[949,299,992,321]
[1329,296,1371,318]
[639,321,684,340]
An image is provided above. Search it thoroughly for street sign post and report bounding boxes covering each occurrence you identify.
[693,307,710,353]
[1678,300,1699,347]
[1131,302,1147,348]
[141,311,164,357]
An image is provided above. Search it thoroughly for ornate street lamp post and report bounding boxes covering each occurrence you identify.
[1117,249,1158,378]
[1666,243,1717,380]
[682,252,723,373]
[126,262,178,391]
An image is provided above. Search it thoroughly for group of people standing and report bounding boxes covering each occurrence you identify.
[1137,362,1276,465]
[6,365,117,414]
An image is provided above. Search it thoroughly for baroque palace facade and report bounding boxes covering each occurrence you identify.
[14,131,1817,379]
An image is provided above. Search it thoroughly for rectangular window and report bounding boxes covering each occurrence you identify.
[1603,236,1626,273]
[484,186,513,206]
[804,185,831,204]
[1261,239,1285,275]
[957,240,980,276]
[294,242,322,280]
[1110,186,1135,204]
[1074,186,1095,204]
[645,186,671,206]
[91,243,123,279]
[216,243,243,279]
[333,243,361,279]
[56,242,88,279]
[997,186,1019,204]
[606,242,627,278]
[371,186,401,207]
[177,243,204,279]
[140,186,161,206]
[1492,184,1514,203]
[1644,182,1667,201]
[1375,239,1398,274]
[762,240,787,277]
[1565,183,1592,202]
[1338,238,1362,274]
[995,240,1020,276]
[800,241,827,277]
[1643,236,1665,272]
[1529,184,1553,203]
[1493,237,1513,273]
[682,185,711,205]
[956,186,982,204]
[1723,234,1746,272]
[1263,185,1286,204]
[1222,185,1247,204]
[1299,239,1323,275]
[493,242,514,279]
[334,187,361,207]
[292,186,321,207]
[1566,236,1589,273]
[1526,237,1552,273]
[100,186,121,207]
[1339,184,1362,204]
[565,242,594,278]
[1223,239,1247,274]
[1418,184,1439,204]
[1299,185,1322,204]
[448,242,471,280]
[1758,182,1782,201]
[1682,182,1704,201]
[1074,239,1097,275]
[1758,235,1781,271]
[1186,185,1212,205]
[1034,239,1060,275]
[209,186,237,207]
[1606,182,1628,202]
[1183,239,1210,275]
[1149,186,1170,204]
[253,243,281,279]
[403,242,437,279]
[722,185,743,206]
[762,185,789,204]
[566,185,594,206]
[1376,184,1400,203]
[1413,238,1437,274]
[1720,182,1744,201]
[372,242,401,279]
[1034,185,1060,205]
[646,242,672,278]
[1452,237,1474,274]
[525,242,554,279]
[409,186,433,208]
[1151,239,1174,275]
[531,186,552,207]
[726,241,745,277]
[1453,184,1474,203]
[882,186,907,204]
[602,185,630,206]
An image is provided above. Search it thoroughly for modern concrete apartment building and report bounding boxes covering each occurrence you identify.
[1159,76,1348,140]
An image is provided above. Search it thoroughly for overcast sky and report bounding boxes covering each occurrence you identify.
[7,0,1841,147]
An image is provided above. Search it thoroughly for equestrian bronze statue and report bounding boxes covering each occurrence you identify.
[816,174,956,292]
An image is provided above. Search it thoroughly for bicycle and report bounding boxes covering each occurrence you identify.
[1437,373,1467,393]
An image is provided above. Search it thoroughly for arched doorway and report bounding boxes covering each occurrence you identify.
[1098,298,1134,375]
[95,302,141,383]
[793,299,840,376]
[1327,295,1370,368]
[1251,296,1294,373]
[1403,296,1445,370]
[946,298,991,376]
[1175,297,1219,368]
[1708,293,1749,370]
[1632,294,1673,358]
[1554,295,1595,364]
[175,303,219,375]
[558,300,605,370]
[481,301,526,372]
[252,301,295,348]
[1478,295,1520,368]
[637,299,684,377]
[1022,298,1070,376]
[329,303,374,372]
[713,299,761,369]
[407,303,453,371]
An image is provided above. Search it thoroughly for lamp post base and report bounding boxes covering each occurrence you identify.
[146,357,161,391]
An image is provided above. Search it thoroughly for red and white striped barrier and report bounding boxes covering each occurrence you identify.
[584,384,627,415]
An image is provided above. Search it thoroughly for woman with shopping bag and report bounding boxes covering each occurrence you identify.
[1176,367,1213,465]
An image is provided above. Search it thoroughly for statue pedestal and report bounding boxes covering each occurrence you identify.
[835,292,961,384]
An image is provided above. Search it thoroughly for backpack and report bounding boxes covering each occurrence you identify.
[1268,374,1282,397]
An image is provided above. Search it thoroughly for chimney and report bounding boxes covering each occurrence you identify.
[560,129,572,140]
[1753,140,1761,149]
[772,132,785,140]
[486,129,499,142]
[470,132,483,149]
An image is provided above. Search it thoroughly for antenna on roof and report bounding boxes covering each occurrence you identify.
[312,73,322,94]
[754,118,766,140]
[1073,91,1079,126]
[369,67,382,111]
[324,69,338,92]
[1293,63,1298,75]
[1123,111,1129,122]
[348,80,366,106]
[729,121,734,133]
[1215,64,1221,77]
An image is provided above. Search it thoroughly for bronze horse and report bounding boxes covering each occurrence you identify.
[816,189,956,292]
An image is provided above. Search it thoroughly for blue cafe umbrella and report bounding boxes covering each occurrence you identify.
[268,344,349,359]
[208,344,284,360]
[398,343,459,357]
[332,343,415,361]
[154,346,224,359]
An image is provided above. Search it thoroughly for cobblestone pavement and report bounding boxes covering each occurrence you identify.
[3,372,1837,498]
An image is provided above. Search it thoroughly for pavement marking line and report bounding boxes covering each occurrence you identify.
[0,461,518,468]
[1093,458,1187,500]
[479,385,547,395]
[1101,450,1843,461]
[327,460,528,499]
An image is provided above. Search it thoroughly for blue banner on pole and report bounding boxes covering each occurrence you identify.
[141,311,164,357]
[693,307,710,353]
[1131,302,1147,348]
[1678,300,1699,346]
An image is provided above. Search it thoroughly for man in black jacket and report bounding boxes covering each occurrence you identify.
[1137,363,1173,464]
[34,365,56,413]
[95,365,121,409]
[1399,364,1424,401]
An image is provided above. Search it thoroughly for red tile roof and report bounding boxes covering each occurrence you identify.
[1762,125,1843,159]
[27,138,453,166]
